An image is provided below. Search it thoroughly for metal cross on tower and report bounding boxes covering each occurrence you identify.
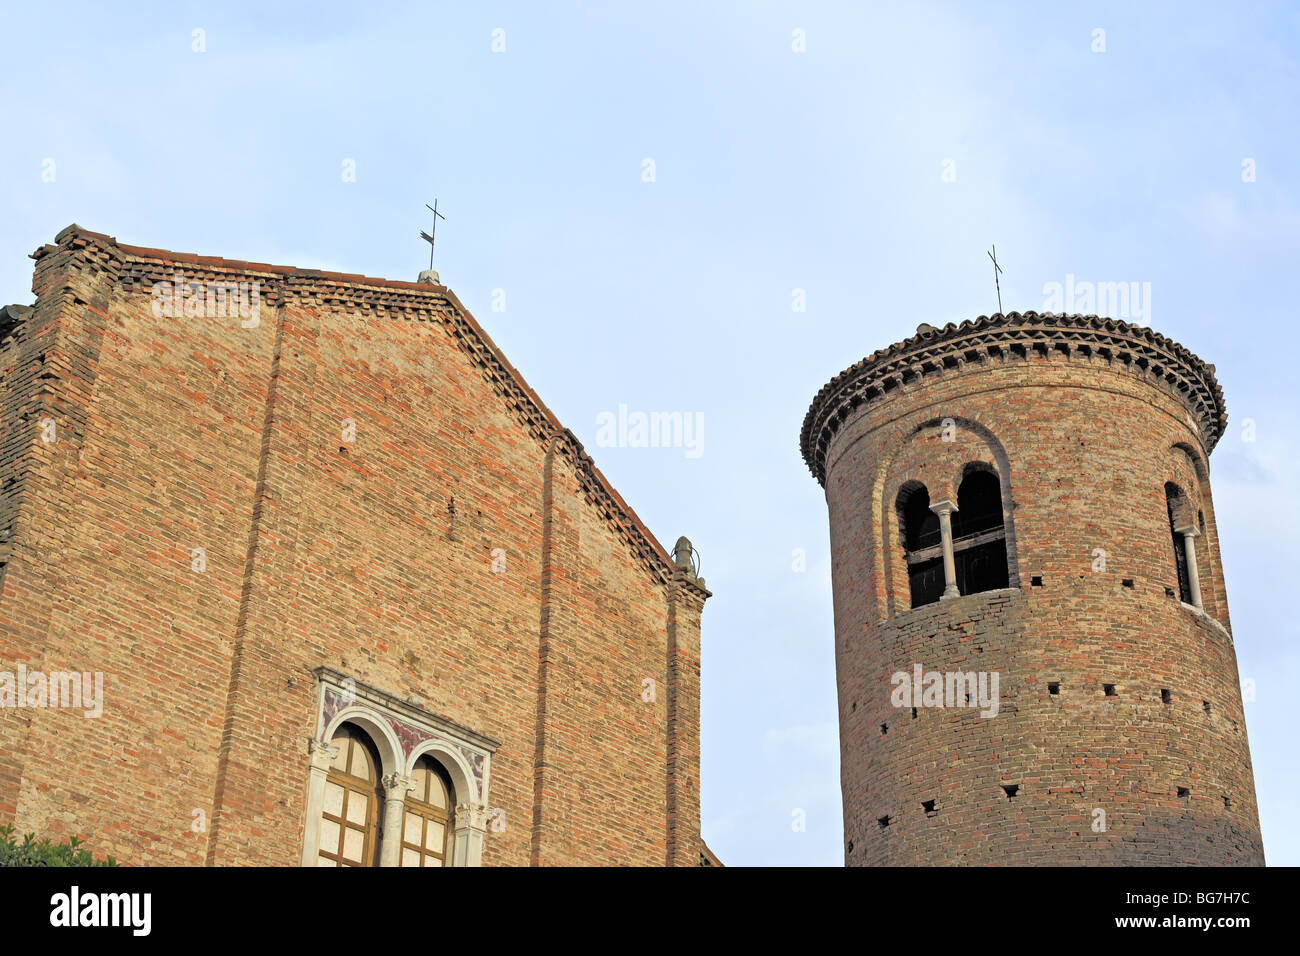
[988,244,1004,315]
[420,200,446,271]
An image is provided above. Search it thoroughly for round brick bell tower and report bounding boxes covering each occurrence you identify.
[801,312,1264,866]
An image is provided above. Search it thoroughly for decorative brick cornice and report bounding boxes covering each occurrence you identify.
[800,312,1227,485]
[546,428,683,584]
[33,224,688,589]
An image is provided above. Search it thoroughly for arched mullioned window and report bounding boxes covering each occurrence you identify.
[1166,483,1193,604]
[318,723,383,867]
[898,483,944,608]
[304,670,499,868]
[401,756,455,867]
[952,468,1009,595]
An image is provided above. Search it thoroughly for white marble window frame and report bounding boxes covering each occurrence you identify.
[300,668,498,867]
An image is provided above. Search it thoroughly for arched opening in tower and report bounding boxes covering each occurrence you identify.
[1166,482,1193,604]
[952,469,1009,595]
[898,483,944,608]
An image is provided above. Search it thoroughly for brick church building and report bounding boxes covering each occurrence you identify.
[0,224,715,867]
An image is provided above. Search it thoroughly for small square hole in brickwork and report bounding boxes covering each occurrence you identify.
[847,840,854,853]
[1048,682,1060,695]
[1165,586,1176,599]
[1031,575,1043,587]
[1203,701,1212,715]
[877,815,891,830]
[922,799,937,815]
[1002,784,1019,798]
[1178,787,1190,799]
[880,723,888,735]
[1223,796,1231,809]
[851,701,856,712]
[911,707,918,719]
[1103,684,1117,697]
[1122,578,1135,589]
[339,446,349,454]
[1161,689,1172,704]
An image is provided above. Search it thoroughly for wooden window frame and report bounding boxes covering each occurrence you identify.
[400,758,454,867]
[317,727,382,868]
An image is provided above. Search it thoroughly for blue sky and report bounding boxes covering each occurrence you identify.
[2,1,1296,866]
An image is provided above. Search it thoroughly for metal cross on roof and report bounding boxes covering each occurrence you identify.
[420,200,446,271]
[988,244,1004,315]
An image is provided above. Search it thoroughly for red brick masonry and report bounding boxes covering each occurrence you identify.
[802,313,1265,865]
[0,225,709,866]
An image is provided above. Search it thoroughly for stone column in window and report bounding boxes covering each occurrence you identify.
[379,773,412,867]
[930,499,960,600]
[1177,524,1203,609]
[300,738,339,867]
[452,802,491,867]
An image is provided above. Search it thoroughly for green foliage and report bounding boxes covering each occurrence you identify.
[0,824,118,867]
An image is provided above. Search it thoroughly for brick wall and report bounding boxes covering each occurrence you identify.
[0,225,708,866]
[806,317,1265,865]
